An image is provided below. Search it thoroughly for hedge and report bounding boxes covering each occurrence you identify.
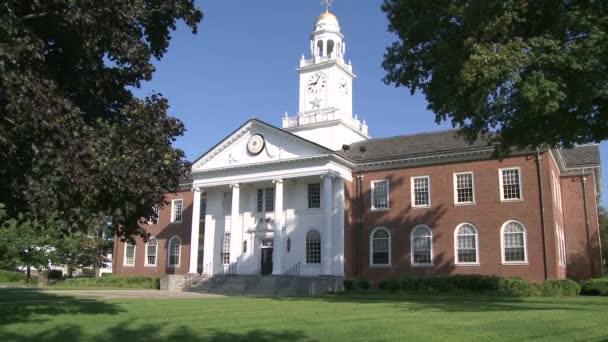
[0,269,39,285]
[344,274,583,297]
[580,278,608,296]
[51,275,160,289]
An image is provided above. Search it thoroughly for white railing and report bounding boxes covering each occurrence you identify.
[282,108,368,136]
[300,55,352,71]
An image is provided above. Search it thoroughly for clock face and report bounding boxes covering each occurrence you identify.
[307,72,327,94]
[247,134,265,155]
[338,77,349,95]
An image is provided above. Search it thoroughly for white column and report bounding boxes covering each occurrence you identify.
[189,188,202,274]
[334,178,345,275]
[272,179,284,275]
[322,174,334,275]
[229,184,240,267]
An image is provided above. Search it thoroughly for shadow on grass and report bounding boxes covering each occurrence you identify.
[0,288,124,325]
[0,322,308,342]
[267,292,608,313]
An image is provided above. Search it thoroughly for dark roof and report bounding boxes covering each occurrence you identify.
[560,145,601,167]
[340,129,495,162]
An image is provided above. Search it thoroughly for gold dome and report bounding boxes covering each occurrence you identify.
[317,11,338,23]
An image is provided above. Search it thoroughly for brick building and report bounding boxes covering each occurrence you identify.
[114,9,603,283]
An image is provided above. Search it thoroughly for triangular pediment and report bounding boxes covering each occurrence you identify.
[191,119,334,172]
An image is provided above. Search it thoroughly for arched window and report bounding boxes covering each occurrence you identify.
[370,228,390,266]
[327,40,335,56]
[501,221,528,263]
[145,237,158,266]
[454,224,479,264]
[411,225,433,266]
[317,40,324,57]
[306,230,321,264]
[221,233,231,265]
[168,236,181,267]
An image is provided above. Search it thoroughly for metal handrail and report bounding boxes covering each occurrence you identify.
[275,261,301,294]
[211,262,237,289]
[244,268,262,292]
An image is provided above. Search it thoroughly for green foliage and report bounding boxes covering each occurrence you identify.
[599,205,608,273]
[580,278,608,296]
[0,270,38,285]
[0,0,203,239]
[399,274,501,293]
[43,270,63,281]
[343,279,354,291]
[356,279,371,290]
[54,233,104,277]
[536,279,581,296]
[51,275,160,290]
[497,277,539,297]
[382,0,608,153]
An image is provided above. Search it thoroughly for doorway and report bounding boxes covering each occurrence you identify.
[261,248,273,275]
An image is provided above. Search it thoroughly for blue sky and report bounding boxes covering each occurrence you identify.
[132,0,607,206]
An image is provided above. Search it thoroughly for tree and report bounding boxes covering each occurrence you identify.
[381,0,608,153]
[0,205,57,283]
[0,1,203,238]
[599,205,608,272]
[54,232,104,278]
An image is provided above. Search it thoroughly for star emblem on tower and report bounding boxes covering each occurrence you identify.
[309,97,322,110]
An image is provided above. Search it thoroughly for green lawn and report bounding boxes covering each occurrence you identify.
[0,288,607,341]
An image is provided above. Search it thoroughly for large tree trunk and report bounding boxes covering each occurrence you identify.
[26,265,31,284]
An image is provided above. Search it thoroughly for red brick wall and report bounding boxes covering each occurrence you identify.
[345,154,556,283]
[562,173,603,280]
[114,191,193,276]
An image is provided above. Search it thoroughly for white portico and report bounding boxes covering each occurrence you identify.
[187,6,366,278]
[188,119,352,276]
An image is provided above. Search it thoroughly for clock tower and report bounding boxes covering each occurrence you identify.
[282,4,369,150]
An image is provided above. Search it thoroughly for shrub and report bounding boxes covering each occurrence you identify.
[580,278,608,296]
[378,280,389,291]
[399,275,421,291]
[537,279,581,296]
[387,279,400,292]
[497,277,538,297]
[44,270,63,280]
[51,275,160,289]
[343,279,354,291]
[356,279,370,290]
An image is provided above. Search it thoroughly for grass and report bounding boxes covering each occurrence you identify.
[0,288,607,341]
[49,275,160,290]
[0,270,38,286]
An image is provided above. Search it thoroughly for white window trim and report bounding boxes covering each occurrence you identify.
[498,167,523,202]
[411,176,431,208]
[371,180,390,211]
[551,171,563,211]
[123,242,135,267]
[453,172,476,205]
[170,199,183,223]
[369,227,391,267]
[167,236,181,267]
[453,223,480,266]
[556,221,567,268]
[144,238,157,267]
[500,220,529,265]
[307,183,322,210]
[410,225,434,267]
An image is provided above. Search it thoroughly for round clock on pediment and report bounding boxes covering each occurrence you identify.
[247,134,265,155]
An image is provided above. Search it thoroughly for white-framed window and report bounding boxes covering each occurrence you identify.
[454,223,479,265]
[453,172,475,204]
[305,230,321,264]
[371,180,389,210]
[501,220,528,264]
[124,242,135,267]
[257,188,274,212]
[556,222,567,267]
[171,199,183,223]
[411,225,433,266]
[308,183,321,209]
[167,236,181,267]
[370,227,391,266]
[221,232,231,265]
[551,171,563,211]
[148,207,159,225]
[200,195,207,222]
[223,191,232,216]
[411,176,431,207]
[145,237,158,266]
[499,167,522,201]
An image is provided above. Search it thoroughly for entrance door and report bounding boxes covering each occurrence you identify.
[261,248,273,275]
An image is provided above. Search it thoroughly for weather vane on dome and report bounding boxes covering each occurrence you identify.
[321,0,334,12]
